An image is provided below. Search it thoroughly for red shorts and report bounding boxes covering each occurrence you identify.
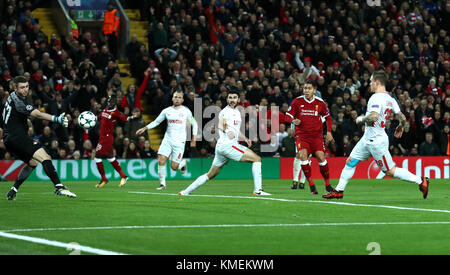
[295,135,325,155]
[96,136,114,156]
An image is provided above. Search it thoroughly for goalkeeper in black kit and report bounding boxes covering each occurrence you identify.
[2,76,76,200]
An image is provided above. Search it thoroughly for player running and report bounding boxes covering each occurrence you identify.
[285,80,334,194]
[95,92,138,188]
[4,76,76,200]
[136,91,198,190]
[178,90,271,196]
[322,70,429,199]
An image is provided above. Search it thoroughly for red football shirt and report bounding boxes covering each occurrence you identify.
[286,95,332,137]
[98,108,130,139]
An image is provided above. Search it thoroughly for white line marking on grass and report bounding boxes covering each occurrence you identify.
[0,231,126,255]
[3,221,450,233]
[129,191,450,214]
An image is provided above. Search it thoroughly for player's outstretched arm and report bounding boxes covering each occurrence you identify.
[136,109,167,136]
[30,110,68,127]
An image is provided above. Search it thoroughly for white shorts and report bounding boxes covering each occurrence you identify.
[158,138,185,164]
[350,136,395,172]
[212,141,248,167]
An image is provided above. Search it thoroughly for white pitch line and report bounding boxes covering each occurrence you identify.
[0,231,126,255]
[3,221,450,233]
[129,191,450,214]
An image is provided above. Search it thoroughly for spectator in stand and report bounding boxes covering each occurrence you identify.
[1,0,449,162]
[124,108,148,141]
[419,132,440,156]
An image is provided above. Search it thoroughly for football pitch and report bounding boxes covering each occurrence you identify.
[0,178,449,255]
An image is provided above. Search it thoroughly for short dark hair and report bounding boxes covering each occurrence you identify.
[372,70,388,86]
[14,76,28,86]
[227,89,239,97]
[304,79,317,88]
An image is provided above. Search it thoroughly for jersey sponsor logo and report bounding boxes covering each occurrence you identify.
[371,105,380,108]
[300,110,316,116]
[168,119,183,124]
[234,120,239,125]
[101,112,112,119]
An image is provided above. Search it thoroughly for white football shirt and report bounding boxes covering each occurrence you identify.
[218,105,242,144]
[363,92,401,142]
[149,106,195,143]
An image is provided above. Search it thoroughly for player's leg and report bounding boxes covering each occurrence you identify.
[32,148,76,198]
[297,149,317,194]
[292,157,301,189]
[169,143,187,174]
[94,153,109,188]
[6,159,38,200]
[314,151,333,192]
[157,154,168,190]
[372,144,429,199]
[156,139,171,190]
[295,137,316,194]
[300,155,312,189]
[179,165,223,196]
[237,145,271,195]
[107,155,128,187]
[323,140,370,199]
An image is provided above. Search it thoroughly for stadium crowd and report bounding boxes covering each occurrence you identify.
[0,0,449,162]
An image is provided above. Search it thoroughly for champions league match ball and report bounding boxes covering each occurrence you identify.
[78,111,97,129]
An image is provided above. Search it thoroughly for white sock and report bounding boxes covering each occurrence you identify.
[299,169,306,184]
[178,159,186,170]
[335,165,356,191]
[293,158,301,182]
[252,162,262,192]
[184,174,209,194]
[394,167,422,185]
[158,165,166,186]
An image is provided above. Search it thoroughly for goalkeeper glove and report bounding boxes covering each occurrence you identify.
[52,112,68,127]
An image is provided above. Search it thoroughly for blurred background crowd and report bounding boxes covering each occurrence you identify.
[1,0,449,161]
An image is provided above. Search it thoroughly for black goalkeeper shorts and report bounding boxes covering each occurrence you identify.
[4,135,41,163]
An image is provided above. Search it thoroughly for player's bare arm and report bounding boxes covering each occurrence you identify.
[238,131,251,147]
[356,111,380,125]
[137,109,167,135]
[218,117,232,139]
[326,131,334,144]
[394,113,407,138]
[189,117,198,147]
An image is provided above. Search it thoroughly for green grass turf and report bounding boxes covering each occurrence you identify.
[0,178,449,255]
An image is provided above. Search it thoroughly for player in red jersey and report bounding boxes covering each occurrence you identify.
[95,92,138,188]
[285,80,334,194]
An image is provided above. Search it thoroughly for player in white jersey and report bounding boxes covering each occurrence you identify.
[323,70,429,199]
[178,90,271,196]
[136,91,198,190]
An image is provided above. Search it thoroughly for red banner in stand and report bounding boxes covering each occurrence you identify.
[280,157,450,179]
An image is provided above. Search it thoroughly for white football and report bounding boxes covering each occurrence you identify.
[78,111,97,129]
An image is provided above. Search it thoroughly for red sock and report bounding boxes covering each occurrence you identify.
[319,163,331,187]
[301,164,315,186]
[110,159,126,178]
[96,161,108,182]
